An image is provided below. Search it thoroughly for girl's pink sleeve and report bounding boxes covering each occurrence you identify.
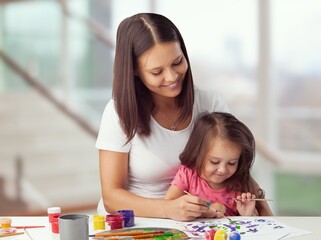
[170,165,191,191]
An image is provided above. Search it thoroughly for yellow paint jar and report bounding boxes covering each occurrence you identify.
[214,229,228,240]
[93,215,105,230]
[0,218,12,229]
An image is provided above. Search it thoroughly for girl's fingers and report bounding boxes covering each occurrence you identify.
[237,192,256,202]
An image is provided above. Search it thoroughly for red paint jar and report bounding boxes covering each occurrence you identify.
[105,214,124,230]
[51,215,59,234]
[205,229,216,240]
[47,207,61,234]
[47,207,61,223]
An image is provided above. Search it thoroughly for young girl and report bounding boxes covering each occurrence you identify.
[165,112,273,217]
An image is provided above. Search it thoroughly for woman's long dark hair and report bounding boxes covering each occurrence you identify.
[112,13,194,143]
[180,112,264,198]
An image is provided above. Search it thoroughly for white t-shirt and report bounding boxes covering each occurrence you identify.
[95,87,228,214]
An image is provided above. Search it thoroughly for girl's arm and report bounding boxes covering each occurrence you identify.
[99,150,209,221]
[164,184,185,200]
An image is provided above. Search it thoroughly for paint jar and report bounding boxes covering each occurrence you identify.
[93,215,105,230]
[47,207,61,223]
[105,214,124,230]
[0,218,12,229]
[116,210,135,227]
[205,229,216,240]
[51,215,60,234]
[229,232,241,240]
[48,207,61,234]
[214,229,228,240]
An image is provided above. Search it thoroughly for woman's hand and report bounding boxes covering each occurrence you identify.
[236,192,257,216]
[164,194,210,221]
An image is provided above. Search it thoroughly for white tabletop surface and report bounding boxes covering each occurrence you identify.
[0,216,320,239]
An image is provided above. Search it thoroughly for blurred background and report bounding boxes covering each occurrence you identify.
[0,0,320,216]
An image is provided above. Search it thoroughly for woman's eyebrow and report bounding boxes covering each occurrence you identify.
[145,55,183,70]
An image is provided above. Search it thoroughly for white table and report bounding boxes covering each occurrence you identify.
[0,216,320,239]
[272,217,320,240]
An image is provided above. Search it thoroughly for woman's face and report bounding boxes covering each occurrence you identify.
[201,137,241,190]
[136,41,188,99]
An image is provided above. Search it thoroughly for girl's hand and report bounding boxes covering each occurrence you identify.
[202,202,227,218]
[165,194,210,221]
[236,192,257,216]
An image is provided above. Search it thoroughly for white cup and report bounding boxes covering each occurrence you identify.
[59,214,89,240]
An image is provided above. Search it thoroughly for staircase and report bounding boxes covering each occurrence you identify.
[0,90,101,214]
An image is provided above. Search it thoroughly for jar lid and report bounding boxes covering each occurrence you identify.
[93,215,105,221]
[47,207,61,214]
[117,210,134,217]
[106,214,123,221]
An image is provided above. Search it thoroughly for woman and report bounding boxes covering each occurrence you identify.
[96,13,228,221]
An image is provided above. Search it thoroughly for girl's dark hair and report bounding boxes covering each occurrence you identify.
[112,13,194,143]
[180,112,264,198]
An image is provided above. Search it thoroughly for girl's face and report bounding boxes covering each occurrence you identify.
[201,137,242,190]
[137,41,188,100]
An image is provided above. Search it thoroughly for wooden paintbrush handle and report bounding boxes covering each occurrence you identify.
[0,232,24,238]
[95,230,164,237]
[233,198,273,202]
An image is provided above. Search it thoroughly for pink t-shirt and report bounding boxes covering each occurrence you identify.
[171,165,239,216]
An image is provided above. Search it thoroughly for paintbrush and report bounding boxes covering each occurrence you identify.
[0,232,24,238]
[183,190,211,206]
[13,225,45,229]
[183,190,237,222]
[183,190,233,221]
[232,198,273,202]
[132,232,167,239]
[93,237,133,240]
[93,230,165,237]
[212,209,233,222]
[93,234,188,240]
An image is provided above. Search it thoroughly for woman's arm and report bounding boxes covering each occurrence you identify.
[99,150,210,221]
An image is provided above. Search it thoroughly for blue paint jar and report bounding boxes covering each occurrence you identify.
[116,210,135,227]
[229,232,241,240]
